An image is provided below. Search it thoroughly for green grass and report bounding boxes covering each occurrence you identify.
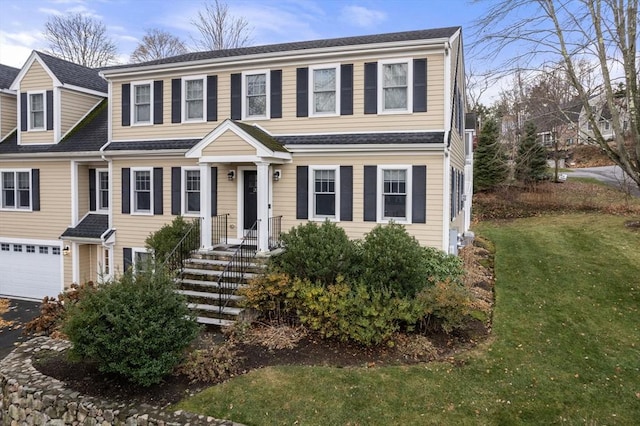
[174,214,640,425]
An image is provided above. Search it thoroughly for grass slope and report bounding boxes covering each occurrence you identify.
[174,214,640,425]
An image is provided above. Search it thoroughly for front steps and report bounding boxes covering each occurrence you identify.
[176,245,265,326]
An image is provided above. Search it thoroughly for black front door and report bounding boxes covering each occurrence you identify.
[243,170,257,229]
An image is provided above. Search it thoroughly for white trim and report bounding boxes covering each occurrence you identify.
[241,69,270,120]
[98,246,112,283]
[273,129,447,137]
[130,167,154,215]
[60,83,107,97]
[236,166,256,239]
[107,159,114,228]
[70,161,78,223]
[181,166,201,216]
[377,58,413,114]
[308,64,340,117]
[53,87,61,141]
[443,46,452,145]
[96,168,109,212]
[10,52,62,91]
[181,75,207,123]
[72,242,79,283]
[0,88,16,95]
[308,165,340,221]
[26,90,46,131]
[132,247,151,272]
[107,81,113,143]
[442,153,451,251]
[0,168,33,211]
[376,165,412,224]
[130,80,153,126]
[286,144,445,154]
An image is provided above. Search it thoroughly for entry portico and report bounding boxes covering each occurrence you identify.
[185,120,292,253]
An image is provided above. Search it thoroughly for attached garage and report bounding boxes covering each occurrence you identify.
[0,238,63,300]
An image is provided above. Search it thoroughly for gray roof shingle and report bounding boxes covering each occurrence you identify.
[61,214,109,239]
[103,27,460,71]
[104,139,201,151]
[277,132,445,145]
[0,64,19,90]
[37,52,107,93]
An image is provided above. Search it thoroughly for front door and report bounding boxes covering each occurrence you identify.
[243,170,257,230]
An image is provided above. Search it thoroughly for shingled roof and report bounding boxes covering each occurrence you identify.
[61,214,109,240]
[103,26,460,71]
[0,64,19,90]
[36,52,107,93]
[277,132,445,145]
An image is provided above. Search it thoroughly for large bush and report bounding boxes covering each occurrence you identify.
[423,247,465,285]
[64,267,200,387]
[272,221,356,285]
[146,216,199,265]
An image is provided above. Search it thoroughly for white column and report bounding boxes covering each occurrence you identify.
[71,242,79,283]
[70,161,78,225]
[200,164,212,249]
[255,161,270,253]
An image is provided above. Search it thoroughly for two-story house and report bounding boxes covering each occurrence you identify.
[0,26,472,302]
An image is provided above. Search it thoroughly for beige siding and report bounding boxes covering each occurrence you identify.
[0,161,71,240]
[63,253,73,289]
[78,244,91,283]
[0,94,17,140]
[77,165,90,218]
[110,52,446,142]
[19,61,55,144]
[60,89,102,136]
[202,130,256,156]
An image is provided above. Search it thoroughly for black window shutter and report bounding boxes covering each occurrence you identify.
[340,64,353,116]
[412,165,426,223]
[340,166,353,221]
[296,166,308,219]
[46,90,54,130]
[20,93,27,131]
[153,167,163,215]
[296,67,308,117]
[121,168,130,214]
[153,80,163,124]
[31,169,40,211]
[89,169,96,211]
[230,73,241,120]
[207,75,217,122]
[363,165,377,221]
[271,70,282,118]
[211,166,218,216]
[123,248,132,272]
[171,167,181,215]
[171,79,181,123]
[413,59,427,112]
[364,62,377,114]
[121,84,130,126]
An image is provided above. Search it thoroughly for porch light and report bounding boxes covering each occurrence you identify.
[227,170,235,181]
[273,169,282,181]
[63,245,71,256]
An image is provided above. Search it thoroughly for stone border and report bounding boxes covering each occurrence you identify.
[0,337,243,426]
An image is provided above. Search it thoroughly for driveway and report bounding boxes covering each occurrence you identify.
[568,165,640,197]
[0,298,41,359]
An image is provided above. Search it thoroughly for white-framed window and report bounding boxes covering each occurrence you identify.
[377,165,412,223]
[1,243,9,251]
[182,76,206,122]
[131,81,152,125]
[182,167,201,215]
[26,245,35,253]
[309,64,340,116]
[39,246,48,254]
[242,70,269,119]
[1,170,31,210]
[132,248,151,273]
[52,247,60,255]
[378,59,412,113]
[97,169,109,211]
[28,91,46,131]
[131,168,153,214]
[13,244,22,252]
[309,166,340,220]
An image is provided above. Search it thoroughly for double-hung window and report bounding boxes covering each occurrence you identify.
[132,82,152,124]
[133,169,152,213]
[183,77,205,121]
[133,248,151,273]
[378,166,411,222]
[379,59,412,113]
[243,71,268,119]
[183,168,200,214]
[98,170,109,210]
[1,170,30,210]
[28,92,45,130]
[310,65,339,115]
[309,166,339,220]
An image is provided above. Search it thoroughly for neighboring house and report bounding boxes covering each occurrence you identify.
[578,95,629,144]
[0,26,472,301]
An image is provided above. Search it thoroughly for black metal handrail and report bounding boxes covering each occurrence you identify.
[211,213,229,246]
[217,220,257,314]
[267,215,283,250]
[162,218,201,275]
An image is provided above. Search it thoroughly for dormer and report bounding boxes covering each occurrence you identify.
[10,51,107,145]
[0,64,19,141]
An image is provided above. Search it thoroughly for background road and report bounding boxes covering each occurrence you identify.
[568,165,640,198]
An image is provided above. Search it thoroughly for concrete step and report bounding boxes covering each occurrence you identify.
[196,316,235,327]
[178,278,248,290]
[185,257,265,272]
[187,303,243,316]
[182,268,260,280]
[177,289,243,302]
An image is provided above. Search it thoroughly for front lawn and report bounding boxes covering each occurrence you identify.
[173,213,640,425]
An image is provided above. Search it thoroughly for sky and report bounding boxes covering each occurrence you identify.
[0,0,498,98]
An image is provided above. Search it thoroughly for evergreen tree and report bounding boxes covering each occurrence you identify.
[515,121,548,183]
[473,118,508,192]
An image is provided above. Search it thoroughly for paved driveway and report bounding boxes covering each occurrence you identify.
[0,299,41,359]
[568,165,640,197]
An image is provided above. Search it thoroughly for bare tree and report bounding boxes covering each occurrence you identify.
[473,0,640,188]
[44,13,118,67]
[191,0,253,51]
[130,28,188,63]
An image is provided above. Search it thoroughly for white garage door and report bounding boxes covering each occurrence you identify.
[0,239,63,300]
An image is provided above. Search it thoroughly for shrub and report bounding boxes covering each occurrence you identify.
[145,216,199,265]
[272,221,356,285]
[239,272,299,323]
[63,268,200,387]
[423,247,465,284]
[177,335,240,383]
[417,279,474,333]
[359,223,429,297]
